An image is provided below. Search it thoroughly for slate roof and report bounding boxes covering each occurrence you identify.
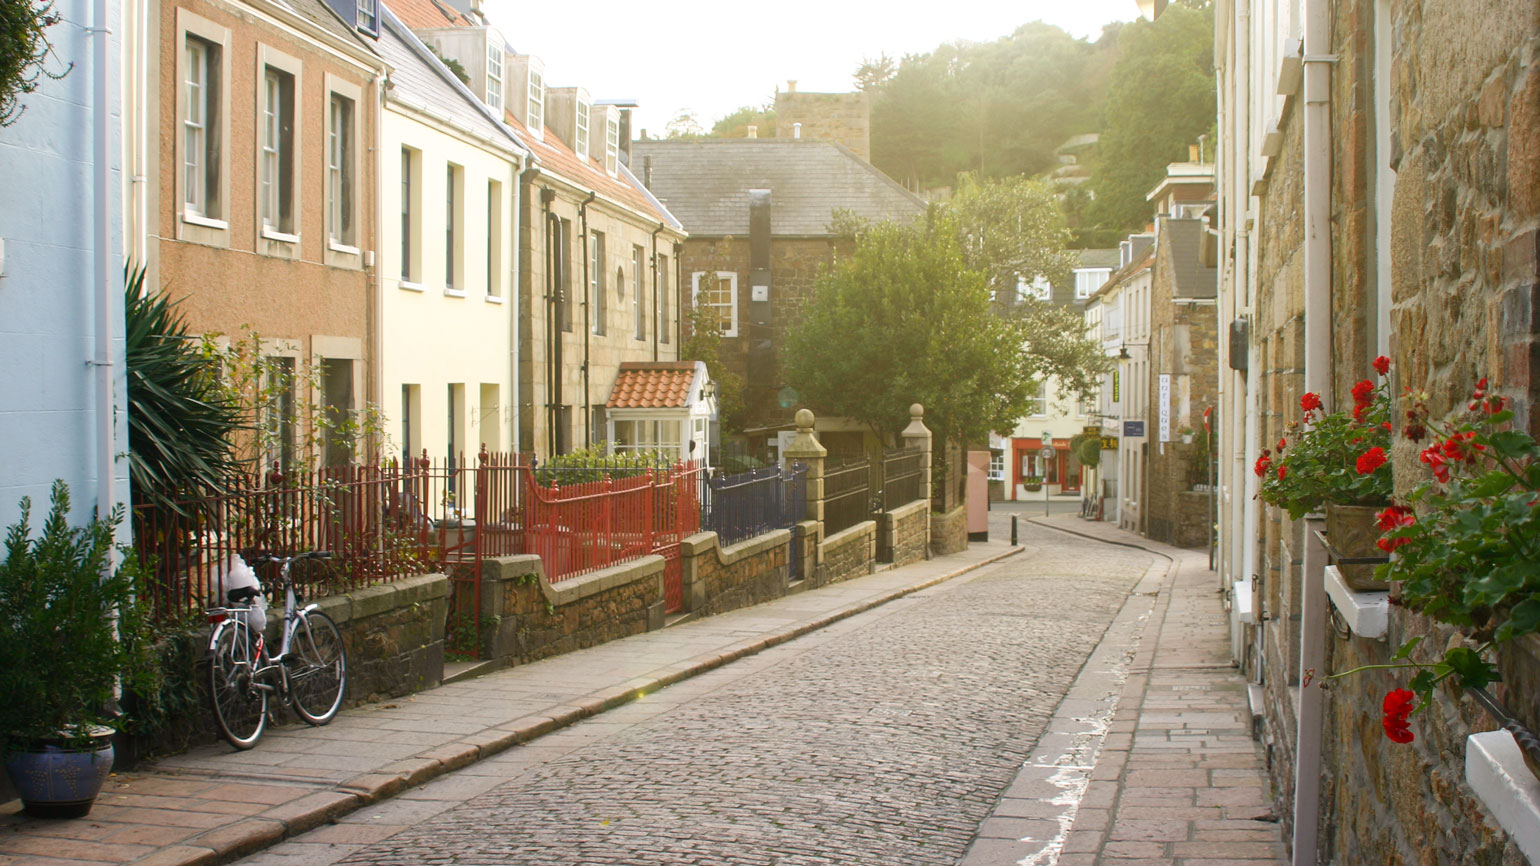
[606,362,699,409]
[499,112,680,228]
[379,6,523,154]
[1162,219,1217,299]
[268,0,380,55]
[629,139,926,237]
[1078,248,1121,270]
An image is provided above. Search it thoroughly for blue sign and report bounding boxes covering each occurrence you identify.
[1123,420,1145,437]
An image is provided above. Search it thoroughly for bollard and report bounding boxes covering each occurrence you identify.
[1011,514,1019,546]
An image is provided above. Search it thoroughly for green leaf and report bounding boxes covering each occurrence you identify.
[1441,647,1499,691]
[1468,470,1518,498]
[1495,596,1540,642]
[1391,636,1423,661]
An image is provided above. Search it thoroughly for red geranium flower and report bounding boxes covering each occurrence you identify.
[1352,379,1375,406]
[1420,444,1451,483]
[1277,465,1288,481]
[1356,446,1387,475]
[1277,437,1287,452]
[1301,392,1323,412]
[1255,454,1272,477]
[1442,431,1483,462]
[1382,688,1416,744]
[1405,422,1426,443]
[1376,505,1415,532]
[1353,404,1369,422]
[1373,356,1390,376]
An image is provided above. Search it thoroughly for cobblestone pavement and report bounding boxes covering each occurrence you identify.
[239,525,1153,866]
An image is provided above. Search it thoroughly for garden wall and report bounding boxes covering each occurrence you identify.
[883,499,929,567]
[930,506,967,556]
[817,520,876,586]
[682,529,791,618]
[479,554,665,665]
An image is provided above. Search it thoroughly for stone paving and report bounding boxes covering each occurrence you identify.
[247,523,1151,866]
[959,513,1287,866]
[0,541,1019,866]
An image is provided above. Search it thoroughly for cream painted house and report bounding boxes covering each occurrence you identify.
[377,7,527,465]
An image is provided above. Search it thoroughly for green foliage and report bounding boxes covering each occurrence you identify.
[0,483,151,745]
[429,47,469,86]
[535,442,677,485]
[1258,373,1393,520]
[679,303,747,435]
[0,0,69,127]
[864,23,1112,191]
[1087,4,1216,231]
[1072,434,1102,469]
[950,172,1078,295]
[711,102,775,138]
[125,266,245,515]
[785,206,1104,449]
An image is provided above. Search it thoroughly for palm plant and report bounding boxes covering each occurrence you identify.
[124,265,244,515]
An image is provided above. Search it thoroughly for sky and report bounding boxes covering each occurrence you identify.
[481,0,1141,136]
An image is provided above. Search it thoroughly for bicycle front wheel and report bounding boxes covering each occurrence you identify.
[287,610,347,725]
[208,620,267,749]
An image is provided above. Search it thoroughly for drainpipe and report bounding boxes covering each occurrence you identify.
[1232,0,1258,652]
[539,185,556,455]
[674,242,684,347]
[368,71,385,424]
[92,0,117,526]
[650,222,664,362]
[509,159,528,455]
[578,191,596,447]
[1293,0,1335,862]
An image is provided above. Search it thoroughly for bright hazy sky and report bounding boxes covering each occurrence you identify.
[481,0,1141,136]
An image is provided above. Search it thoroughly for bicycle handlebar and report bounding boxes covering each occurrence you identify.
[248,551,333,565]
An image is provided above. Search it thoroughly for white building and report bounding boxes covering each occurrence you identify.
[378,7,527,465]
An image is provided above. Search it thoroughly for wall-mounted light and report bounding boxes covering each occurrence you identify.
[1118,345,1131,360]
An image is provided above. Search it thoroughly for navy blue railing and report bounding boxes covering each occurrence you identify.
[705,462,807,547]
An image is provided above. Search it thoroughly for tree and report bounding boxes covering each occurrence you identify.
[784,207,1106,450]
[710,102,775,138]
[679,304,747,436]
[1087,4,1216,231]
[949,172,1079,296]
[664,110,706,139]
[0,0,68,127]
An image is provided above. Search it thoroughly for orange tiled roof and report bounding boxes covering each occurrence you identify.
[503,111,668,222]
[387,0,467,30]
[607,362,698,409]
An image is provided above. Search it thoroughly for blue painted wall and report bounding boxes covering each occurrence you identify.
[0,0,130,537]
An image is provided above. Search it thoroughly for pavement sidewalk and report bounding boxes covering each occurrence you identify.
[961,515,1288,865]
[0,541,1021,866]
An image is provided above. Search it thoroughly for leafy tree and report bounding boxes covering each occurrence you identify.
[853,53,896,92]
[784,207,1106,449]
[1087,4,1215,231]
[0,0,68,127]
[679,304,747,436]
[711,102,775,138]
[125,266,244,515]
[949,172,1078,297]
[665,109,706,139]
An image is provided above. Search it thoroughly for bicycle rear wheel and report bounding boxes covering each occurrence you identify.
[287,610,347,725]
[208,620,267,749]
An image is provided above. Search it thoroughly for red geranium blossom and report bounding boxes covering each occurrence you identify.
[1442,431,1483,462]
[1382,688,1416,744]
[1277,465,1288,481]
[1301,392,1323,412]
[1255,454,1272,477]
[1277,437,1287,452]
[1376,505,1415,532]
[1373,355,1390,376]
[1356,446,1387,475]
[1352,379,1375,406]
[1420,444,1451,483]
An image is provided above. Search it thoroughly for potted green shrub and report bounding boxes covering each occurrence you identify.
[1258,358,1394,588]
[0,481,144,818]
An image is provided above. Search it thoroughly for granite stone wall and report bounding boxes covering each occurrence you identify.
[479,555,665,665]
[884,500,929,568]
[818,520,876,585]
[930,505,967,556]
[682,529,791,618]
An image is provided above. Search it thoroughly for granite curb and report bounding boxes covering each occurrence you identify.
[119,544,1023,866]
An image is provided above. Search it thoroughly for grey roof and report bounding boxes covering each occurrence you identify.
[1077,248,1120,269]
[630,139,925,237]
[1162,219,1217,299]
[379,5,525,156]
[269,0,378,54]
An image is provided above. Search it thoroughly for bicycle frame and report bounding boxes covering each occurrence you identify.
[206,560,323,698]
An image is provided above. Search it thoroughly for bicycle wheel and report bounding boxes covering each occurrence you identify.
[287,610,347,725]
[208,620,267,749]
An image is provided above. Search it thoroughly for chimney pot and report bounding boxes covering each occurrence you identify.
[793,122,802,139]
[746,124,757,138]
[1188,144,1199,161]
[787,80,797,92]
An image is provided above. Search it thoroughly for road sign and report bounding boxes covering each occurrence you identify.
[1039,445,1057,461]
[1124,420,1145,437]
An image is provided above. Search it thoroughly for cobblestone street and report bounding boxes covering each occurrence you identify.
[239,523,1151,866]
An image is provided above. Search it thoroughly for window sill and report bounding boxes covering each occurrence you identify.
[181,211,229,231]
[484,295,505,305]
[443,288,467,299]
[1323,564,1389,639]
[1466,731,1540,862]
[261,226,301,244]
[399,281,426,293]
[328,239,360,255]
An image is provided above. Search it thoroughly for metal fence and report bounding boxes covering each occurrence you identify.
[704,462,808,547]
[879,448,925,511]
[823,456,873,536]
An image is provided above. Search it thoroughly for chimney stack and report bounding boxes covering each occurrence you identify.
[746,124,757,138]
[793,122,802,139]
[787,80,797,93]
[1188,144,1200,161]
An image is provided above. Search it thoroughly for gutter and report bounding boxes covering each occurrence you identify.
[1293,1,1336,862]
[578,190,596,447]
[650,222,664,362]
[92,0,117,527]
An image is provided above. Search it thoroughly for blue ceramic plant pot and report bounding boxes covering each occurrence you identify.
[4,729,115,818]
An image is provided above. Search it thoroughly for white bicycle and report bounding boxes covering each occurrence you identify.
[205,551,347,750]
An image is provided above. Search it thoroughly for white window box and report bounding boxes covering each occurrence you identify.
[399,280,425,293]
[1323,564,1389,639]
[1466,731,1540,862]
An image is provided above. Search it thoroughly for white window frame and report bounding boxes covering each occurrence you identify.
[176,11,230,244]
[658,253,669,344]
[609,416,686,461]
[632,245,645,341]
[526,64,544,133]
[1026,382,1048,417]
[604,109,619,176]
[445,162,463,294]
[1018,275,1052,303]
[590,231,606,335]
[324,75,363,264]
[255,44,302,249]
[485,39,503,113]
[988,452,1005,481]
[691,271,738,338]
[355,0,377,34]
[1075,268,1111,300]
[486,179,503,299]
[575,95,590,161]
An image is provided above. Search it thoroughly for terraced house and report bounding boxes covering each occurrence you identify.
[387,0,689,462]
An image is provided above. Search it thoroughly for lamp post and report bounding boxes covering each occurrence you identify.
[1039,430,1056,518]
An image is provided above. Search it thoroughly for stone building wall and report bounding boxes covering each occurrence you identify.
[682,529,791,618]
[480,555,664,665]
[773,90,871,162]
[818,520,876,585]
[883,500,929,567]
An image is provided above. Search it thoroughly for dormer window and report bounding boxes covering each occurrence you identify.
[485,40,503,113]
[527,65,544,133]
[575,96,590,161]
[355,0,376,34]
[604,109,619,176]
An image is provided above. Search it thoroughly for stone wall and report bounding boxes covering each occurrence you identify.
[930,505,967,556]
[1173,490,1212,550]
[882,499,929,567]
[773,90,871,162]
[314,573,450,704]
[681,529,791,618]
[479,555,665,665]
[818,520,876,586]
